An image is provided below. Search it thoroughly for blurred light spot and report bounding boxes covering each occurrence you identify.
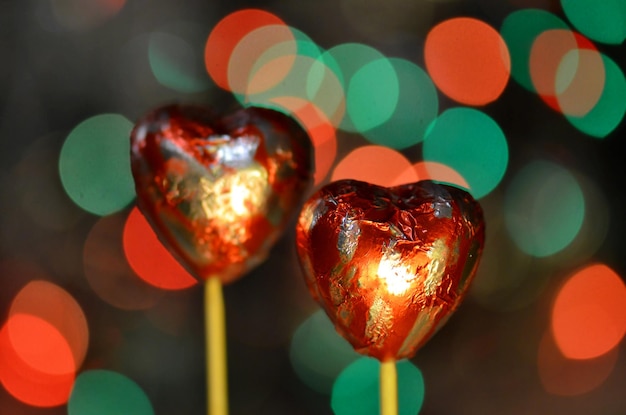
[84,212,164,310]
[425,17,510,105]
[205,9,286,91]
[361,58,438,149]
[246,48,297,98]
[68,370,154,415]
[552,264,626,359]
[15,134,86,231]
[228,24,295,95]
[392,167,425,187]
[307,50,347,127]
[538,329,618,396]
[422,108,508,199]
[566,53,626,138]
[0,316,75,407]
[269,97,337,185]
[348,58,399,133]
[236,26,345,119]
[278,27,321,59]
[529,29,580,112]
[500,9,569,92]
[503,13,624,137]
[59,114,135,216]
[556,42,605,116]
[323,43,390,132]
[123,207,197,290]
[289,310,360,394]
[9,281,88,372]
[331,357,425,415]
[241,27,319,100]
[241,37,346,130]
[331,145,416,187]
[5,314,75,376]
[504,160,585,257]
[529,29,605,116]
[50,0,125,31]
[246,51,346,129]
[414,161,469,189]
[148,24,213,94]
[394,161,469,189]
[561,0,626,44]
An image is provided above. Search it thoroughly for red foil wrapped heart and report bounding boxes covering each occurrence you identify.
[295,179,485,361]
[131,104,313,283]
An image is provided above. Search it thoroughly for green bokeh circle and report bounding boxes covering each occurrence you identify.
[59,114,135,216]
[347,57,399,133]
[322,43,392,132]
[362,58,438,149]
[332,357,425,415]
[423,108,508,199]
[504,160,585,257]
[68,370,154,415]
[561,0,626,45]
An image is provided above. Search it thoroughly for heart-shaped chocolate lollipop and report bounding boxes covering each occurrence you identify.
[295,179,485,360]
[131,104,313,283]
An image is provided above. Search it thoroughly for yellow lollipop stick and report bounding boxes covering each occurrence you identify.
[205,277,228,415]
[380,359,398,415]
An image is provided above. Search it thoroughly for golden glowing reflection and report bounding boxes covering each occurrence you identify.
[197,166,269,222]
[377,242,416,296]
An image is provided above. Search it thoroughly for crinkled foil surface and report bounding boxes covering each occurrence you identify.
[131,105,313,283]
[296,179,485,360]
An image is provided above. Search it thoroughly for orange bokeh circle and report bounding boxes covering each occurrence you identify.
[205,9,286,91]
[123,207,197,290]
[425,17,510,106]
[552,263,626,359]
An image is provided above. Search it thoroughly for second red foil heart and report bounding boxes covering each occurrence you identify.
[295,179,485,361]
[131,104,313,284]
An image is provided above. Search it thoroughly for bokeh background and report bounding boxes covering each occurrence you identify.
[1,0,626,414]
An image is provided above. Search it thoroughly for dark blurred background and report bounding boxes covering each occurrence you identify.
[1,0,625,414]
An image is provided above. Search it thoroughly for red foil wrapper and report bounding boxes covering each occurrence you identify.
[131,104,313,283]
[295,179,485,360]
